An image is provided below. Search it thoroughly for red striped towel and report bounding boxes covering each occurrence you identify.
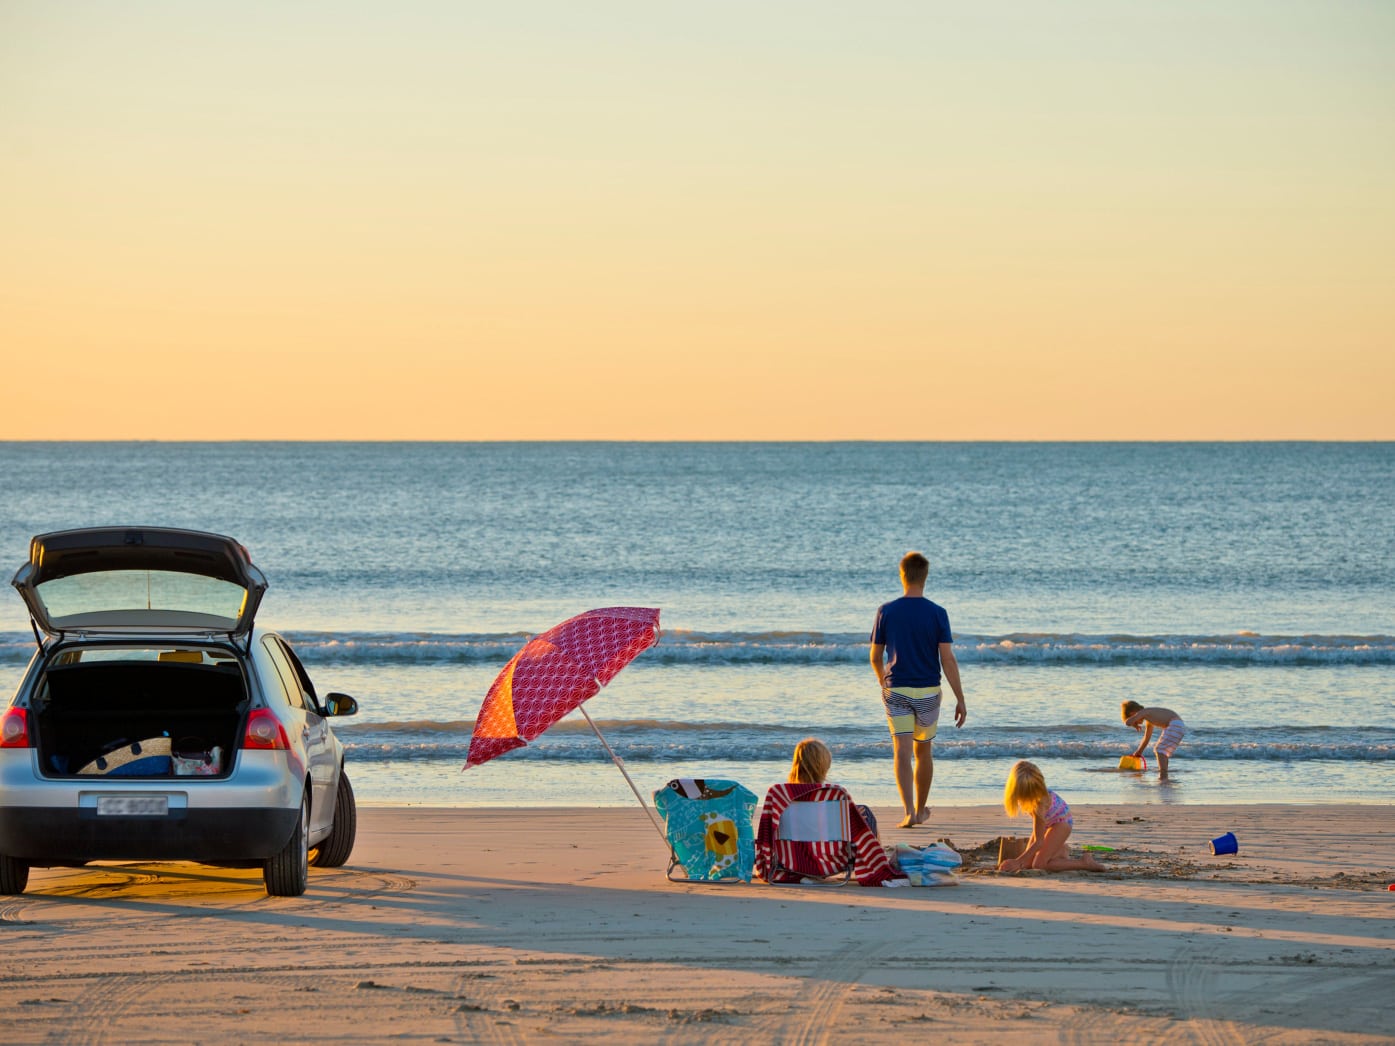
[755,782,897,886]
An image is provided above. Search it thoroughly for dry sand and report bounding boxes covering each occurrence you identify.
[2,803,1393,1044]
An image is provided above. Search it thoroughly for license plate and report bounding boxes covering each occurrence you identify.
[96,795,169,817]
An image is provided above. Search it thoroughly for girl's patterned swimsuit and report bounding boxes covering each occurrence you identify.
[1043,791,1072,828]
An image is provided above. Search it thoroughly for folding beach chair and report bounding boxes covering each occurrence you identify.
[652,778,758,883]
[755,782,899,887]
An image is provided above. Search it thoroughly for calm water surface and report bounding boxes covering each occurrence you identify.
[1,442,1390,811]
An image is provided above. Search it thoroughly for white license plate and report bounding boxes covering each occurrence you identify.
[96,795,169,817]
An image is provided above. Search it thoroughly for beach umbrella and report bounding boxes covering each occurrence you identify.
[465,606,663,834]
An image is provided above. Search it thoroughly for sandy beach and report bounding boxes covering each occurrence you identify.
[2,802,1392,1044]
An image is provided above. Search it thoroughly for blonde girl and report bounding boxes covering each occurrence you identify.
[999,760,1104,873]
[788,737,879,838]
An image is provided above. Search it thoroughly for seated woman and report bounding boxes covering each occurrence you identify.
[756,738,900,886]
[788,738,879,838]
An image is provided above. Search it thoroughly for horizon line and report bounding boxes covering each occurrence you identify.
[0,437,1390,446]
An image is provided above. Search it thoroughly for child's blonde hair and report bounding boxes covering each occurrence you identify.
[789,738,832,785]
[1003,759,1049,817]
[1121,700,1143,722]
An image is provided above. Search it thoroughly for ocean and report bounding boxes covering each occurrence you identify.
[1,442,1390,811]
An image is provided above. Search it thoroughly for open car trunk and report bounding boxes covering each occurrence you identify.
[31,656,248,779]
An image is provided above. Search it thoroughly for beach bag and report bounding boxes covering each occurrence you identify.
[893,841,962,886]
[77,736,173,777]
[172,739,224,776]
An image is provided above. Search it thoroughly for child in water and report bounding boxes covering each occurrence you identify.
[998,760,1104,873]
[1121,701,1188,779]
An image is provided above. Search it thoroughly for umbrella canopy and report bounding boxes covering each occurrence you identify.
[465,606,660,768]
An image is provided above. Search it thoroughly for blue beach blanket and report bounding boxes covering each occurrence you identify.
[893,841,962,886]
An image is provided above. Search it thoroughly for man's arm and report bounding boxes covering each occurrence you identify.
[940,643,966,728]
[870,643,887,687]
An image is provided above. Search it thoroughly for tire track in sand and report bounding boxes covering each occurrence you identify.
[309,867,418,910]
[449,967,526,1046]
[1164,940,1248,1046]
[758,936,902,1046]
[48,971,177,1046]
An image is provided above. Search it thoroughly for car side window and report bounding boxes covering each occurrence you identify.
[276,640,321,708]
[261,638,306,711]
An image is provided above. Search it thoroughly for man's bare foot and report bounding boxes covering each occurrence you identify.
[897,814,917,828]
[914,807,931,826]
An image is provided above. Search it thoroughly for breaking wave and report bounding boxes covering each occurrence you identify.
[4,629,1390,666]
[336,719,1395,766]
[289,629,1395,666]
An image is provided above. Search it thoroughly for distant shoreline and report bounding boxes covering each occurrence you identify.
[1,438,1391,445]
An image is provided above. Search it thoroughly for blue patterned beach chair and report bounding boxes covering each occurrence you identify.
[653,778,758,883]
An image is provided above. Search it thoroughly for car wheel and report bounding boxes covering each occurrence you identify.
[0,854,29,895]
[264,788,309,897]
[311,769,356,868]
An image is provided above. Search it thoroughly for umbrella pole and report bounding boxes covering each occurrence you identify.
[578,705,666,841]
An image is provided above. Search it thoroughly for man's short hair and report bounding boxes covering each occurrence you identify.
[900,551,929,585]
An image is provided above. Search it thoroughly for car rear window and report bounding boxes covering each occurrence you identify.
[48,645,239,666]
[34,570,248,629]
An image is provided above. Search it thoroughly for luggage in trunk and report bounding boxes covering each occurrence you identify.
[31,659,247,778]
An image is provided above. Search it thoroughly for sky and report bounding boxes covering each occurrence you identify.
[2,1,1392,440]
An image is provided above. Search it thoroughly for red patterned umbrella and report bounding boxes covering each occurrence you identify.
[465,607,663,833]
[466,607,660,769]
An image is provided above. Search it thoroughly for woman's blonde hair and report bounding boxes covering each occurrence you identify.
[789,738,832,784]
[1003,759,1049,817]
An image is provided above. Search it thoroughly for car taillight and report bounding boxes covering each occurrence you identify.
[242,709,291,750]
[0,708,31,748]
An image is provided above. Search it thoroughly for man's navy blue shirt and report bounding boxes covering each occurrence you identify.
[870,596,953,688]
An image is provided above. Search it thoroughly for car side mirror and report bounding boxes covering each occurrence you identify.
[324,692,359,717]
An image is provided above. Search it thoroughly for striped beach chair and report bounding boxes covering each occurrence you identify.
[755,782,898,887]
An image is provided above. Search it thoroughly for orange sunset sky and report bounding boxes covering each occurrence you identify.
[3,2,1392,441]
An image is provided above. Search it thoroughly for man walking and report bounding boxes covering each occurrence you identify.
[870,551,966,828]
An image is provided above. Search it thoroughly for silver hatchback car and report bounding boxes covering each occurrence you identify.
[0,527,359,896]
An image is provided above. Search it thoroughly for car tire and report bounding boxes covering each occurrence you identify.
[264,788,309,897]
[311,769,356,868]
[0,854,29,895]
